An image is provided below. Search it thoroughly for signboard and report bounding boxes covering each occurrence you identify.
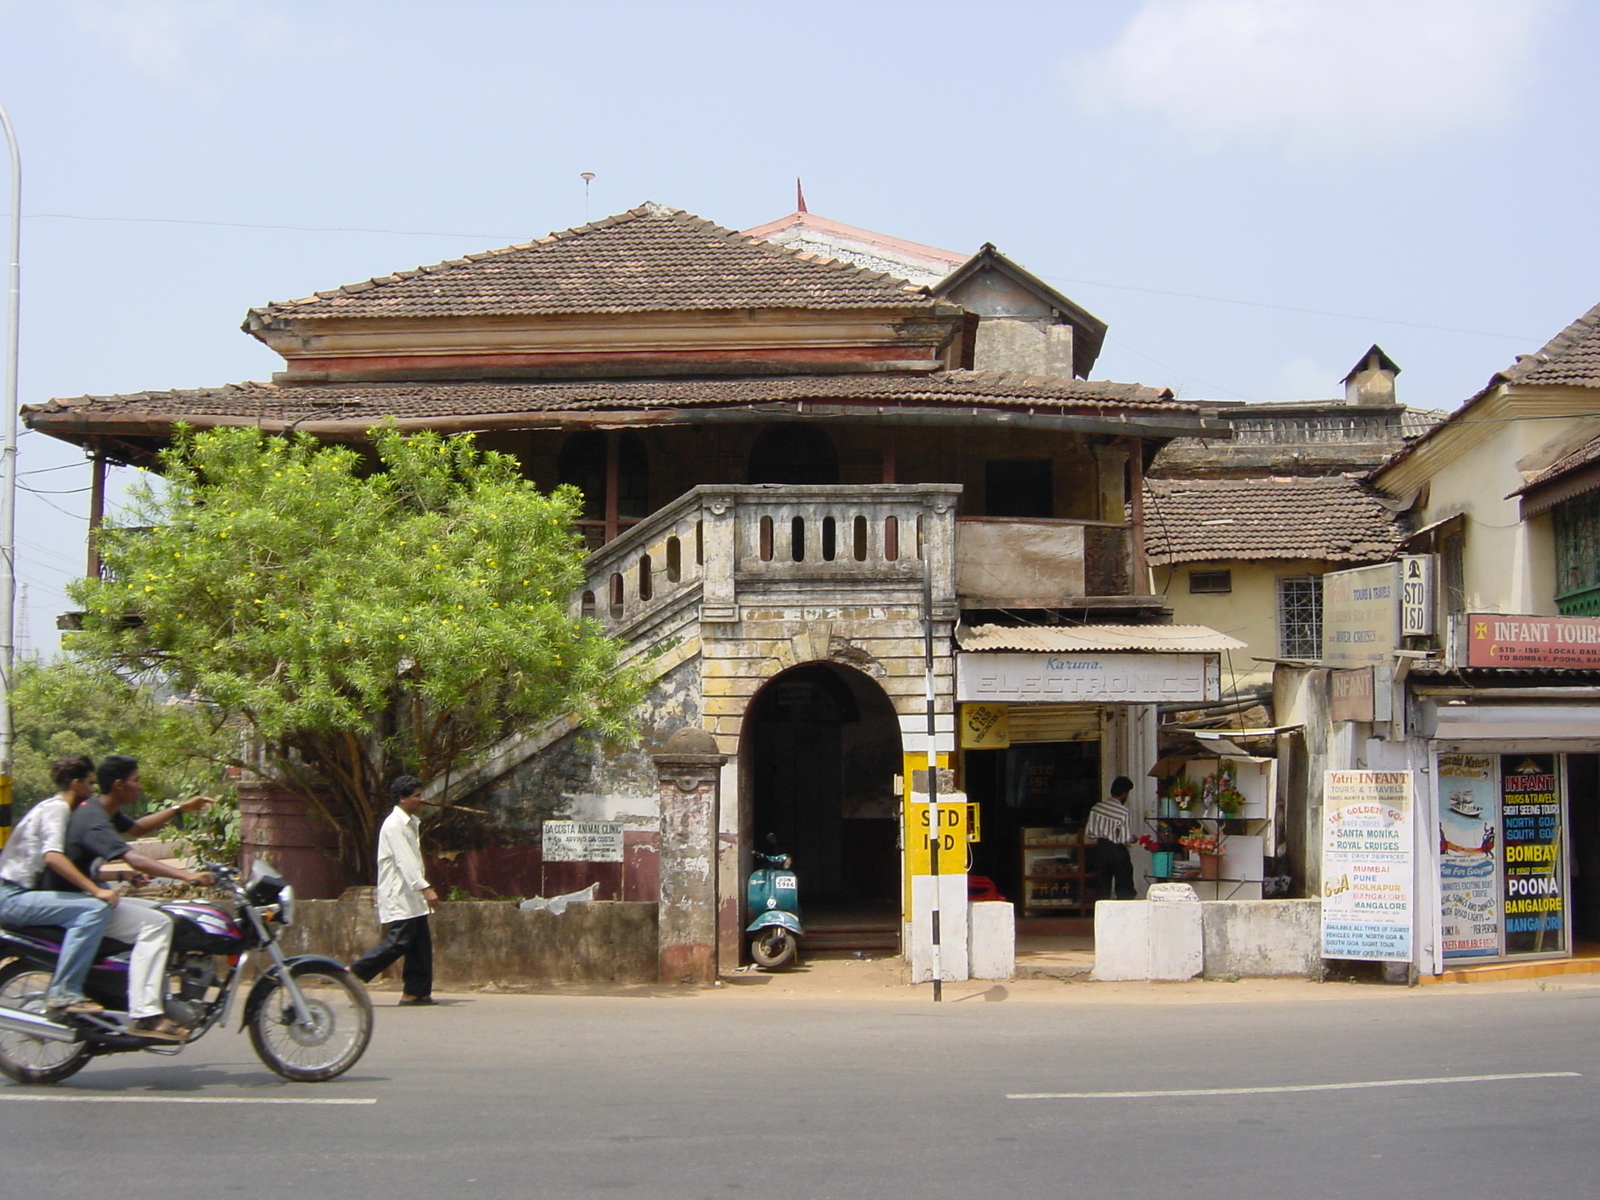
[1399,554,1435,636]
[1501,755,1565,955]
[956,653,1220,704]
[1464,614,1600,669]
[541,820,625,863]
[1438,753,1500,958]
[905,801,970,875]
[1321,563,1399,667]
[1330,667,1375,723]
[1321,770,1413,961]
[959,703,1010,749]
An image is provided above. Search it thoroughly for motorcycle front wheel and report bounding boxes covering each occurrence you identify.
[749,927,798,970]
[248,963,372,1082]
[0,961,93,1085]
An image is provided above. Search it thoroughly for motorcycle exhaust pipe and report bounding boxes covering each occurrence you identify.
[0,1004,82,1044]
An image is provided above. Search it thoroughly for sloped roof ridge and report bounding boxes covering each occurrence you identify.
[254,203,928,320]
[1502,298,1600,384]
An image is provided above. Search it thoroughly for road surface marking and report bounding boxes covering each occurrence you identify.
[0,1093,376,1105]
[1008,1071,1580,1099]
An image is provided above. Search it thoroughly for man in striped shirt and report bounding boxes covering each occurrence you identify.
[1086,776,1137,903]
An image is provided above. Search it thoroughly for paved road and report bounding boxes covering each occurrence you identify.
[4,978,1598,1199]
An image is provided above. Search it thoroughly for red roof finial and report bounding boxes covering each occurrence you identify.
[796,177,807,214]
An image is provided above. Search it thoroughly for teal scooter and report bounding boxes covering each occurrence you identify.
[745,835,802,969]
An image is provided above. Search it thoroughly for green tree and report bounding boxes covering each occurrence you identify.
[65,425,642,880]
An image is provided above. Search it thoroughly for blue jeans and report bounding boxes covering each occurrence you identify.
[0,881,115,1004]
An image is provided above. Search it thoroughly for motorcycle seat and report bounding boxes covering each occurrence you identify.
[1,925,135,956]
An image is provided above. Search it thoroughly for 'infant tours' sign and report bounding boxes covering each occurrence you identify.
[1321,770,1413,962]
[1464,614,1600,669]
[542,821,625,863]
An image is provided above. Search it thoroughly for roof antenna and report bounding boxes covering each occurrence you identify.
[580,171,595,223]
[795,177,807,214]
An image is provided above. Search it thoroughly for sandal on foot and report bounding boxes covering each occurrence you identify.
[132,1016,191,1042]
[48,997,105,1016]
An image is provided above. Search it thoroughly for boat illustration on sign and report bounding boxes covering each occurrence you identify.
[1447,791,1483,819]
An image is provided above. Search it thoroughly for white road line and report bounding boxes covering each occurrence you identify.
[1008,1071,1581,1100]
[0,1094,376,1105]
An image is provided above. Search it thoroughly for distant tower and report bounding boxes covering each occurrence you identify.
[1342,345,1401,407]
[580,172,595,223]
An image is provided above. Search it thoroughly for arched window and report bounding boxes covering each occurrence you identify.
[748,425,838,485]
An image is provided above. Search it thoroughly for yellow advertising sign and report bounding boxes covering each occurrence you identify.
[905,801,970,875]
[959,702,1010,748]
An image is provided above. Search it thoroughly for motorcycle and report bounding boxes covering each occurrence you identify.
[745,837,802,970]
[0,860,372,1085]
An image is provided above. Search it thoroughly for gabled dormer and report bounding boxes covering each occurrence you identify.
[932,244,1108,379]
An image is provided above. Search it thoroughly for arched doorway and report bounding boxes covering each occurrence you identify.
[748,424,839,485]
[742,663,902,927]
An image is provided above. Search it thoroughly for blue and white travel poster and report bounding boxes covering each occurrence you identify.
[1437,753,1500,958]
[1322,770,1414,962]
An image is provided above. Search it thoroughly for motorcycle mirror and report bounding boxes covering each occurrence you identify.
[765,832,777,848]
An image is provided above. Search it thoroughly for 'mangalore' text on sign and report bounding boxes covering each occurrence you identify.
[955,653,1220,704]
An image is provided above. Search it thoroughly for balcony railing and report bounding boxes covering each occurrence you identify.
[577,485,962,634]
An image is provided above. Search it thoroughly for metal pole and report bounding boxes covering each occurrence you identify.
[0,101,20,848]
[923,546,941,1001]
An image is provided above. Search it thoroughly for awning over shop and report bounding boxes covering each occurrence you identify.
[956,624,1247,654]
[955,623,1245,705]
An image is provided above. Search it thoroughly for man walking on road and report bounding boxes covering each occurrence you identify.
[350,776,439,1005]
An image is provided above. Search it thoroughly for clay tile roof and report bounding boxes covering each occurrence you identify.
[24,371,1187,437]
[1144,475,1407,565]
[1499,299,1600,389]
[248,204,937,323]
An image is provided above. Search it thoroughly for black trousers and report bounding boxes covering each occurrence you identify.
[1092,839,1137,902]
[350,914,432,998]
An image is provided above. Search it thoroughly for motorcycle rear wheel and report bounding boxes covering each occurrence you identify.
[749,927,797,970]
[0,961,93,1085]
[248,963,372,1082]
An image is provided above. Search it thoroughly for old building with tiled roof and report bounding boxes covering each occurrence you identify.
[25,202,1247,973]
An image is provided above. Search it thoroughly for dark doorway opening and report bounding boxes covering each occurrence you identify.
[744,663,901,939]
[964,740,1101,907]
[985,459,1053,518]
[748,424,839,485]
[1568,753,1600,944]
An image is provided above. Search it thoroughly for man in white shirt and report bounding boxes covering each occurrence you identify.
[349,776,439,1005]
[1085,775,1138,903]
[0,755,120,1014]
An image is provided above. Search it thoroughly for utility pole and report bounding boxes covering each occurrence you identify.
[0,101,20,848]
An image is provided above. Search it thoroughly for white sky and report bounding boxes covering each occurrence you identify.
[3,0,1596,652]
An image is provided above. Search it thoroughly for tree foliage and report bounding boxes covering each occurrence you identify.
[65,425,642,879]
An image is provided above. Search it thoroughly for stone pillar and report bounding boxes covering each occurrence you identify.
[653,728,726,984]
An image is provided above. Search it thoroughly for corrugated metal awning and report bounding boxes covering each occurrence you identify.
[957,623,1246,654]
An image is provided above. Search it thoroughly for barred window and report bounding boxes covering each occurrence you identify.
[1278,575,1323,659]
[1189,569,1232,594]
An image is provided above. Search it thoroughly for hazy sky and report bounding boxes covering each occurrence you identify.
[2,0,1596,651]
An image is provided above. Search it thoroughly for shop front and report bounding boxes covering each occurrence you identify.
[953,624,1244,932]
[1421,694,1600,966]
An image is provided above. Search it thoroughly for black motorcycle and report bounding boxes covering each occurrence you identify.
[0,861,372,1085]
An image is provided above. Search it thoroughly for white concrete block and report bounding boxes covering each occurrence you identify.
[906,876,969,982]
[1091,887,1203,982]
[968,902,1015,980]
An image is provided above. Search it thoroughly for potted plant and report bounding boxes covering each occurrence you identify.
[1168,774,1201,812]
[1178,830,1223,880]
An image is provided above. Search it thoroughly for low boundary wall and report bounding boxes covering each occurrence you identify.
[283,898,660,987]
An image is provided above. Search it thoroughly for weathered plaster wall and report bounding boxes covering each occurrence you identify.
[284,897,659,986]
[1158,558,1329,690]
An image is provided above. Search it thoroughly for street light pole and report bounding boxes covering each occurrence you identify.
[0,101,20,848]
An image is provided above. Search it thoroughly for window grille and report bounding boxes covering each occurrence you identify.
[1278,575,1323,659]
[1555,491,1600,616]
